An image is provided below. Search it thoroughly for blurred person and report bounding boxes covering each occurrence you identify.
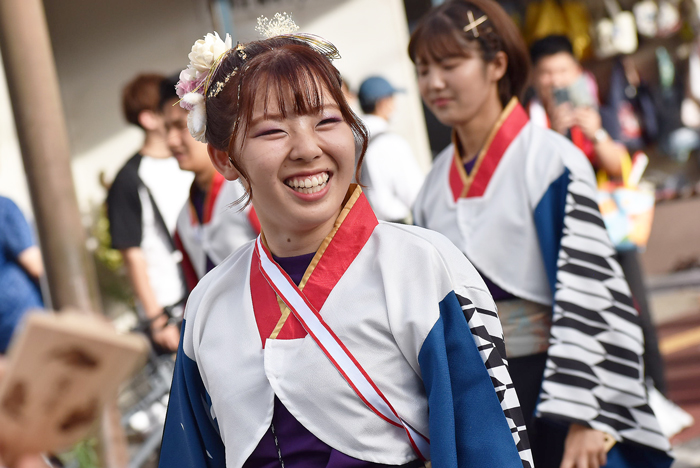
[531,36,668,396]
[409,1,673,468]
[529,35,628,178]
[358,76,425,222]
[0,196,43,354]
[159,27,531,467]
[106,73,192,353]
[159,76,259,294]
[340,76,359,113]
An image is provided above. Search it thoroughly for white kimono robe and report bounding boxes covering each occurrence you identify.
[160,186,533,467]
[174,173,258,292]
[414,99,672,467]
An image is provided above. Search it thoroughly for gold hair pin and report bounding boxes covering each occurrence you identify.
[464,11,488,37]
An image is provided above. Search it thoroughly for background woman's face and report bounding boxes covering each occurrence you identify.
[416,48,499,127]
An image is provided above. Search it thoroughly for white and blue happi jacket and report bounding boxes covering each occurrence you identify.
[413,99,673,467]
[159,186,533,467]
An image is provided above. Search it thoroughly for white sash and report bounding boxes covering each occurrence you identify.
[254,237,430,460]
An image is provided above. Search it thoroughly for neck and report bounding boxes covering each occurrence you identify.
[194,166,216,192]
[453,97,503,163]
[140,132,170,159]
[263,209,341,259]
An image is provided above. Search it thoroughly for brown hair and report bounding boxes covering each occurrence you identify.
[121,73,166,128]
[408,0,530,107]
[205,37,368,203]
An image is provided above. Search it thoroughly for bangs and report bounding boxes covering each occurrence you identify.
[237,48,343,137]
[259,62,332,121]
[409,13,473,63]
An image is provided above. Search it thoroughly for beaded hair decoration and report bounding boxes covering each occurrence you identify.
[175,12,341,143]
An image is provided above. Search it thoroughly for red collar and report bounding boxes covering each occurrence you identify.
[250,185,378,346]
[449,98,529,201]
[188,171,226,225]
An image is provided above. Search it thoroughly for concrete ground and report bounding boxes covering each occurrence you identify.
[637,193,700,467]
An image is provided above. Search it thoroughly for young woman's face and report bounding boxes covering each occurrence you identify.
[236,87,356,240]
[416,47,501,127]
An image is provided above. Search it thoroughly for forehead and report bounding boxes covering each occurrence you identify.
[535,52,578,72]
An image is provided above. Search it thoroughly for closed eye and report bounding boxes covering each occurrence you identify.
[255,128,284,137]
[318,117,342,126]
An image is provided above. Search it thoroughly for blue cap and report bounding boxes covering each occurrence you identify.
[358,76,404,109]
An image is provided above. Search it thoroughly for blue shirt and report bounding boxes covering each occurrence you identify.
[0,196,43,352]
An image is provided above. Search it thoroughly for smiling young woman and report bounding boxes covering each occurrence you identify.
[158,20,532,468]
[410,2,673,468]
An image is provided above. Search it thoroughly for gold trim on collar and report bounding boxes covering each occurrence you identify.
[265,184,363,338]
[453,97,519,198]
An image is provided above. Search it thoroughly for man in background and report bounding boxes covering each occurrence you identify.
[159,76,258,294]
[529,35,627,177]
[529,36,668,396]
[106,73,192,352]
[358,76,425,223]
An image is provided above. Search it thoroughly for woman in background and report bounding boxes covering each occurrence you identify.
[410,1,672,467]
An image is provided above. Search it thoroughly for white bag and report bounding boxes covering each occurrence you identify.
[595,0,638,58]
[633,0,658,37]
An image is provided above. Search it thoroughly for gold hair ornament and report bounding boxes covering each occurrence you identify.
[255,12,341,60]
[464,11,488,38]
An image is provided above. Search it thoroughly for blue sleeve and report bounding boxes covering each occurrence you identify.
[532,167,569,294]
[159,320,226,468]
[418,291,531,468]
[0,197,35,260]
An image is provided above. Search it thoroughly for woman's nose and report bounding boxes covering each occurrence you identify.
[289,127,322,161]
[426,69,445,91]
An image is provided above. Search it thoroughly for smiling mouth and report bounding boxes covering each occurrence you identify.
[284,172,330,194]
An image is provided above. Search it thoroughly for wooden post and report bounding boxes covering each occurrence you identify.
[0,0,128,466]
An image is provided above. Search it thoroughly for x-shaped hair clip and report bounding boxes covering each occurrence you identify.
[463,10,488,37]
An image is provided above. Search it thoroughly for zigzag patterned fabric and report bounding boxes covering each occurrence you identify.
[537,174,670,452]
[459,294,535,468]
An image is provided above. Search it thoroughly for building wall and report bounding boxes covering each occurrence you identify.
[0,56,31,215]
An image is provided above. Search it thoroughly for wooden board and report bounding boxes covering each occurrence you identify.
[0,311,148,459]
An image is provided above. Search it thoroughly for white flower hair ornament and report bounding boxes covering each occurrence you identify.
[175,32,233,143]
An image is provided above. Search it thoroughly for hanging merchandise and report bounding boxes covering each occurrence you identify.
[682,41,700,129]
[656,0,681,37]
[633,0,658,38]
[560,1,593,60]
[524,0,592,60]
[689,40,700,102]
[524,0,568,43]
[595,0,639,58]
[652,47,696,161]
[604,58,659,151]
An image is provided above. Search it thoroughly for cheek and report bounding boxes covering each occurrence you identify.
[417,75,429,97]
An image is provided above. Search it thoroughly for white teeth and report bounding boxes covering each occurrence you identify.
[286,172,329,194]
